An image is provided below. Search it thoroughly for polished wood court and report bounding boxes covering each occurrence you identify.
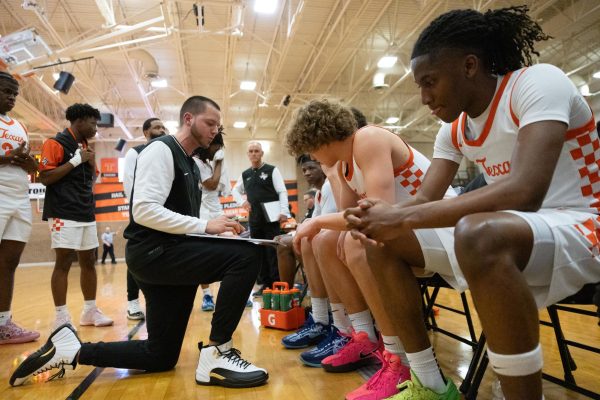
[1,264,599,399]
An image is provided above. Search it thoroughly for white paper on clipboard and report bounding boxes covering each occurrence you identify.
[260,201,281,222]
[186,233,279,246]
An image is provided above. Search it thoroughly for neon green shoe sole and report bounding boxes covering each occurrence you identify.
[384,370,460,400]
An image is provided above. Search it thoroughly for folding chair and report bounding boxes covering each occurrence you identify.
[294,260,309,304]
[419,273,479,350]
[460,283,600,400]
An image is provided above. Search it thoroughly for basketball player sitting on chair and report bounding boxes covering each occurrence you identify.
[343,5,600,399]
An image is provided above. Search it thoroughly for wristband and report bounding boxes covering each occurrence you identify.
[69,149,83,167]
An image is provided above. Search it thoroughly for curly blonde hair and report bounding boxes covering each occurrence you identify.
[284,99,357,156]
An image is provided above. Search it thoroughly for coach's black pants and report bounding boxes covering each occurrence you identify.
[126,270,140,301]
[79,237,260,371]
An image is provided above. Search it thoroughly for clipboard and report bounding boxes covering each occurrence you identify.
[260,201,281,222]
[187,233,279,247]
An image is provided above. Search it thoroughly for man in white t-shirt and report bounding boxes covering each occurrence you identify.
[194,129,230,312]
[344,6,600,399]
[122,117,167,320]
[0,71,40,344]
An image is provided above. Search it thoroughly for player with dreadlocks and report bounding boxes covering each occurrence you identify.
[0,71,40,345]
[344,5,600,399]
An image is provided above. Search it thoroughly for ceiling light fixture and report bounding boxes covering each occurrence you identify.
[580,84,591,97]
[373,72,388,89]
[377,56,397,69]
[240,80,256,91]
[385,117,399,124]
[233,121,247,128]
[150,79,168,88]
[254,0,277,14]
[593,71,600,79]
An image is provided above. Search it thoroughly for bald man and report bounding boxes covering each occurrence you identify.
[232,142,290,294]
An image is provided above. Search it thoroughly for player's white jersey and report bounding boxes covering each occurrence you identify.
[341,128,455,202]
[434,64,598,213]
[313,179,337,217]
[0,115,29,195]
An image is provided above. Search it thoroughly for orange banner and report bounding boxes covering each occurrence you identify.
[94,183,129,221]
[93,180,299,222]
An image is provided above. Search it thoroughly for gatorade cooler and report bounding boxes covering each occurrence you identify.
[260,282,305,330]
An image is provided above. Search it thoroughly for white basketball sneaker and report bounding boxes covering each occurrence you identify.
[80,307,113,327]
[10,324,81,386]
[195,340,268,388]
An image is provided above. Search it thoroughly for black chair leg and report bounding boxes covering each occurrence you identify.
[461,292,478,348]
[466,352,489,400]
[295,263,309,304]
[547,306,577,381]
[425,286,440,329]
[460,333,486,395]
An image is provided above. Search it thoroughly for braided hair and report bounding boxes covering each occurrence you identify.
[412,5,551,75]
[0,71,18,86]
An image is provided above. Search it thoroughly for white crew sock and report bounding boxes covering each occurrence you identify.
[55,304,70,318]
[83,300,97,313]
[382,335,409,365]
[203,287,211,297]
[406,347,447,393]
[0,311,11,326]
[311,297,330,326]
[348,310,377,343]
[330,303,352,334]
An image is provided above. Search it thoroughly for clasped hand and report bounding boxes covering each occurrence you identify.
[343,198,408,247]
[6,142,37,174]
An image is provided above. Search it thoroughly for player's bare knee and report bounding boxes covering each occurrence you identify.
[455,215,506,279]
[312,230,336,253]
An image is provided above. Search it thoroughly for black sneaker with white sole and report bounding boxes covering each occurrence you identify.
[195,340,268,388]
[9,324,81,386]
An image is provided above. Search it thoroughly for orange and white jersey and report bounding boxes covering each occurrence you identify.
[0,114,29,195]
[341,128,456,203]
[434,64,598,213]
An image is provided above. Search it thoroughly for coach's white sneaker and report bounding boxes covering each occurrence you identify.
[9,324,81,386]
[195,340,268,388]
[80,307,113,327]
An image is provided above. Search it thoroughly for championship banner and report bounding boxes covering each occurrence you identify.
[100,158,119,183]
[94,183,129,221]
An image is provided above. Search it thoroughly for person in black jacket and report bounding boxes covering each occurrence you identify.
[39,104,113,330]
